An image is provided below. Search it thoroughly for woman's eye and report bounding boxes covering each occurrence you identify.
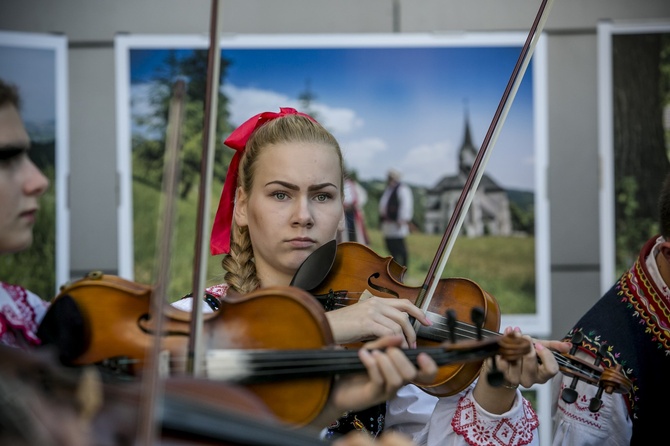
[273,191,287,201]
[0,148,25,167]
[315,193,331,202]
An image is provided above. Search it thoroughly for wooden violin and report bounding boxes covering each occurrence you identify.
[301,241,632,404]
[0,342,335,446]
[38,271,531,427]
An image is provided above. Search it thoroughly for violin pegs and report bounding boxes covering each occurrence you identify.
[589,387,605,412]
[560,385,579,404]
[594,345,607,367]
[569,330,584,355]
[561,330,584,404]
[445,309,457,343]
[471,307,485,340]
[485,358,505,387]
[586,346,609,412]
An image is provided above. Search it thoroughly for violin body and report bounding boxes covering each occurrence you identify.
[39,271,336,426]
[308,242,501,396]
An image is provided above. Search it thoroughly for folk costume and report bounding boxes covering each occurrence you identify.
[0,281,49,349]
[379,171,413,268]
[340,177,370,245]
[551,235,670,445]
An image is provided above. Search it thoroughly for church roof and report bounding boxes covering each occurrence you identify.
[429,105,506,195]
[427,171,504,194]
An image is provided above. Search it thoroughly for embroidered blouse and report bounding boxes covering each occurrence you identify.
[175,283,540,446]
[0,281,49,349]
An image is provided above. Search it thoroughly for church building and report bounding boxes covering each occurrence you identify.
[424,113,513,237]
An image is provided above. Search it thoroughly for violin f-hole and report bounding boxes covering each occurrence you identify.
[367,272,400,298]
[137,313,189,337]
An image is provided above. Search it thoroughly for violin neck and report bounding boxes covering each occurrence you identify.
[205,342,501,384]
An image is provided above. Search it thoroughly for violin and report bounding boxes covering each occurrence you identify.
[301,241,632,406]
[38,270,531,427]
[0,342,332,446]
[306,241,499,397]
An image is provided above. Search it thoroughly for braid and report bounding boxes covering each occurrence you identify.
[218,112,344,292]
[221,223,260,294]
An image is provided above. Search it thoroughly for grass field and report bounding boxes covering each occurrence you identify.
[133,180,536,314]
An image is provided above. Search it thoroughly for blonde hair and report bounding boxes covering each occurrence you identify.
[221,113,345,293]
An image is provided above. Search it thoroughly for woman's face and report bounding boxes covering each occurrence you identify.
[234,141,344,287]
[0,103,49,254]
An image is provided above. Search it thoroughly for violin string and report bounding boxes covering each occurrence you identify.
[99,345,600,384]
[422,315,602,381]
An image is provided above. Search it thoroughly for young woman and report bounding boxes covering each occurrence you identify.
[0,79,51,350]
[176,107,570,445]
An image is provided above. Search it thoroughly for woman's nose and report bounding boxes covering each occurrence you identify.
[25,159,50,196]
[292,198,314,227]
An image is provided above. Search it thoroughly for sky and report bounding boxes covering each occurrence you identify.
[128,34,541,191]
[0,45,56,124]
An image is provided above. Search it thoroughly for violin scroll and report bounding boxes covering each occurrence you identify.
[558,330,632,412]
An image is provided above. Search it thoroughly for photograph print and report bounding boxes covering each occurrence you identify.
[116,32,549,333]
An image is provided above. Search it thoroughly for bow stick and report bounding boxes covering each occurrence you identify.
[413,0,555,325]
[187,0,222,376]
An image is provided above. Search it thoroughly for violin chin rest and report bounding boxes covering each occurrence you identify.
[37,294,87,364]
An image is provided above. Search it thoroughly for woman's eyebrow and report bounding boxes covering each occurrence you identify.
[264,180,337,191]
[265,180,299,190]
[308,183,337,191]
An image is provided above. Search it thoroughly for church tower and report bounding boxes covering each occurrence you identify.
[458,106,478,175]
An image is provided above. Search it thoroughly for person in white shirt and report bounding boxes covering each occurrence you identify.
[379,169,413,268]
[551,172,670,445]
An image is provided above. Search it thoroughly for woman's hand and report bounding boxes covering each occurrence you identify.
[473,326,571,414]
[310,335,437,429]
[497,327,572,388]
[325,296,432,348]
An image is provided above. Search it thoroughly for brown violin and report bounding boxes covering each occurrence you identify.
[0,342,333,446]
[299,241,632,406]
[38,271,531,427]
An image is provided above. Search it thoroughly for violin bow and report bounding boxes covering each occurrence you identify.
[414,0,555,320]
[136,79,187,444]
[187,0,222,377]
[137,0,221,435]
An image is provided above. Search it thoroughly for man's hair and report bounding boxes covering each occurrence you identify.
[658,172,670,238]
[0,79,20,109]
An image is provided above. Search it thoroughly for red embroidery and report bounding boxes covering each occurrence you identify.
[0,283,46,348]
[452,394,538,446]
[555,383,604,429]
[206,283,230,299]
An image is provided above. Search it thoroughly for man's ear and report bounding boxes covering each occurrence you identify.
[233,187,248,227]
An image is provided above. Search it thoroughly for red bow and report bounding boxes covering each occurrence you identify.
[210,107,316,255]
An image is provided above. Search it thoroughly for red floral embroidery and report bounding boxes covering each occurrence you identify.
[452,394,538,446]
[206,283,230,299]
[555,383,604,429]
[0,283,46,348]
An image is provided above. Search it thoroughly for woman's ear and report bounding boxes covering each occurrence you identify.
[338,212,346,233]
[233,187,248,227]
[660,241,670,263]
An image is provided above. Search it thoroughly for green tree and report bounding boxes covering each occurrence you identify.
[613,34,670,269]
[132,49,234,198]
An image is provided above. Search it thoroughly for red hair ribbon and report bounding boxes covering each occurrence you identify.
[210,107,317,255]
